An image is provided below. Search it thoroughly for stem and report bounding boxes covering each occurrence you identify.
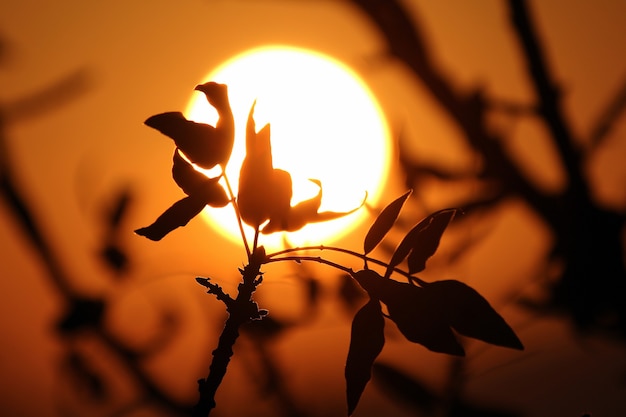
[252,228,260,253]
[265,255,352,273]
[267,246,426,285]
[192,249,265,416]
[221,169,251,257]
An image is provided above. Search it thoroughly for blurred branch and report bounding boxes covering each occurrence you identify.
[3,68,92,123]
[352,0,626,339]
[588,75,626,149]
[0,68,192,415]
[350,0,555,217]
[507,0,589,198]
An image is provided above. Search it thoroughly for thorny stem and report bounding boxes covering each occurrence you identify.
[192,248,266,417]
[221,170,251,258]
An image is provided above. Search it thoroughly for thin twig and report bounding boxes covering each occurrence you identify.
[588,76,626,149]
[221,171,251,257]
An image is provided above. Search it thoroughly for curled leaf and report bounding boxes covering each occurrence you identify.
[171,150,229,208]
[345,297,385,416]
[386,208,458,278]
[239,102,365,233]
[172,150,212,195]
[144,82,234,169]
[363,190,412,255]
[238,102,286,228]
[261,180,365,234]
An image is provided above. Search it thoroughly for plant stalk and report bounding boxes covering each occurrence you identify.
[192,248,265,416]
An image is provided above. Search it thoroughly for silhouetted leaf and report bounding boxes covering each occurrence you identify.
[263,180,366,233]
[423,280,523,350]
[353,270,464,355]
[345,297,385,416]
[135,195,206,241]
[145,82,233,170]
[238,102,285,228]
[372,362,437,413]
[407,209,457,274]
[238,101,366,233]
[386,208,458,278]
[171,149,229,207]
[172,149,213,194]
[363,190,412,255]
[338,273,368,312]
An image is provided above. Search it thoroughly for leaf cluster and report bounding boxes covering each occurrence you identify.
[135,82,523,417]
[135,84,361,250]
[344,193,524,415]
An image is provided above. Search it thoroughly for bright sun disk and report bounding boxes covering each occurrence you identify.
[186,45,391,250]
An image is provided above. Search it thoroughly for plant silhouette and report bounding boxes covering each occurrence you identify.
[136,82,524,416]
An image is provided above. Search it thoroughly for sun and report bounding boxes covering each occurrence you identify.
[186,45,391,250]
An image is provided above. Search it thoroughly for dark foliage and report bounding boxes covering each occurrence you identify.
[345,297,385,415]
[135,82,523,415]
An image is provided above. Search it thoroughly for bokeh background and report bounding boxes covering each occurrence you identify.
[1,1,625,416]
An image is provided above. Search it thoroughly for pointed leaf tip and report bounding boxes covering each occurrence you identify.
[134,195,206,241]
[364,190,412,255]
[425,280,524,350]
[345,298,385,415]
[386,208,458,278]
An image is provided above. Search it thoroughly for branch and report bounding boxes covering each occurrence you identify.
[588,75,626,149]
[507,0,590,197]
[192,248,267,417]
[350,0,554,218]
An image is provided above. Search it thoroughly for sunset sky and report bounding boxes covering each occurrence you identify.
[1,1,625,416]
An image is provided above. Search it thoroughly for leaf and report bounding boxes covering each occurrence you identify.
[238,102,283,228]
[262,178,321,233]
[262,180,366,234]
[407,209,457,274]
[385,208,458,278]
[171,150,229,208]
[134,195,206,241]
[172,150,212,195]
[145,83,234,170]
[352,270,464,356]
[385,287,464,356]
[423,280,524,350]
[363,190,412,255]
[197,182,230,208]
[345,298,385,416]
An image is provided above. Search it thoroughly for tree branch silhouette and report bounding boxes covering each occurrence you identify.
[0,69,196,415]
[350,0,626,338]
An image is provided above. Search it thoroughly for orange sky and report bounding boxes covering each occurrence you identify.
[1,1,625,416]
